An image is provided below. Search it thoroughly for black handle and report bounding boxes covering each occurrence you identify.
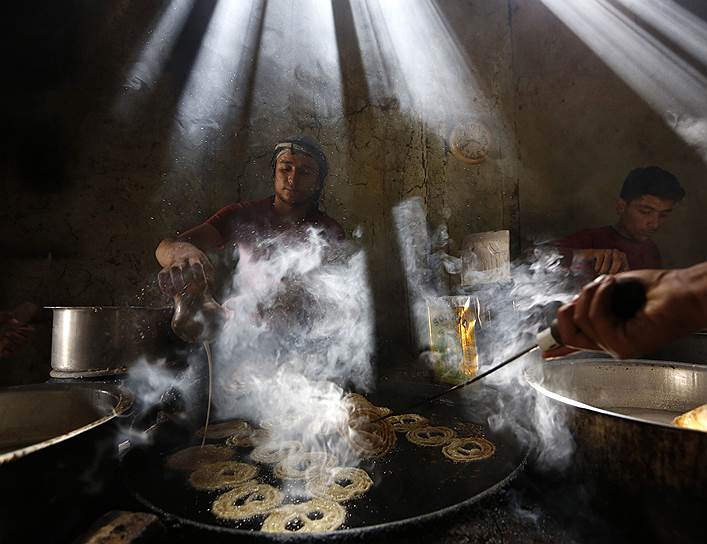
[545,278,646,349]
[610,278,647,320]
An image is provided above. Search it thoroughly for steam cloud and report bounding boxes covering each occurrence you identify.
[128,197,578,472]
[394,197,577,468]
[210,227,375,470]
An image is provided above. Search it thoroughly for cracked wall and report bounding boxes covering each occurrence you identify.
[510,0,707,267]
[1,1,518,381]
[12,1,707,383]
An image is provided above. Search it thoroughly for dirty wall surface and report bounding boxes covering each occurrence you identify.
[510,0,707,267]
[3,0,707,383]
[1,1,516,379]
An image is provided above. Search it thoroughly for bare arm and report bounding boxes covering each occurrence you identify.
[573,248,629,274]
[155,223,223,267]
[550,262,707,358]
[155,223,223,296]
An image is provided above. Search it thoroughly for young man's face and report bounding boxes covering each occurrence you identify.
[273,151,321,208]
[616,194,675,241]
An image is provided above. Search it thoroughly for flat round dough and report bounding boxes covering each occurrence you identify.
[212,482,283,520]
[250,441,303,464]
[388,413,429,432]
[673,404,707,432]
[442,437,496,462]
[406,426,457,447]
[188,461,258,491]
[341,408,396,458]
[165,445,234,471]
[196,419,251,440]
[273,452,337,480]
[306,467,373,502]
[226,428,270,448]
[261,498,346,533]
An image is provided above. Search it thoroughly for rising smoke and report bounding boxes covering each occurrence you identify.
[128,197,577,470]
[210,227,375,468]
[394,196,577,468]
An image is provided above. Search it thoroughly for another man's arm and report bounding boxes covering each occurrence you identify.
[551,264,707,358]
[573,248,628,274]
[552,230,628,274]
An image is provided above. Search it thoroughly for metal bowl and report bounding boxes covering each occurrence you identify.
[0,382,132,464]
[525,358,707,495]
[0,383,133,542]
[48,306,178,377]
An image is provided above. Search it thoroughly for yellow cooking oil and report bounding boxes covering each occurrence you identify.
[427,297,479,384]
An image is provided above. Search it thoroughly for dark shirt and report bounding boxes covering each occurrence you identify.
[552,225,662,270]
[204,195,345,250]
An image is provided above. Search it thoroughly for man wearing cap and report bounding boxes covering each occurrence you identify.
[551,166,685,276]
[155,136,344,296]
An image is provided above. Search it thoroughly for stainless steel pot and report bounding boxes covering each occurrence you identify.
[48,306,178,377]
[525,358,707,494]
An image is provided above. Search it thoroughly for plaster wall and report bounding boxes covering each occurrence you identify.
[1,0,517,379]
[510,0,707,267]
[3,0,707,384]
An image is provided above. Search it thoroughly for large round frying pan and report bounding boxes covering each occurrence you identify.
[121,381,528,540]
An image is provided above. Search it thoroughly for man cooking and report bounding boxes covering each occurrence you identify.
[552,166,685,275]
[155,136,344,297]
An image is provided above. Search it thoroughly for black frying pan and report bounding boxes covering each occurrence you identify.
[121,381,528,540]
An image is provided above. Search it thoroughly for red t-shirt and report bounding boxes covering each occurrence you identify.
[552,225,661,270]
[204,195,345,250]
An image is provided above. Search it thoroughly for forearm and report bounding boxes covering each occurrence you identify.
[672,262,707,329]
[155,238,197,268]
[155,224,223,267]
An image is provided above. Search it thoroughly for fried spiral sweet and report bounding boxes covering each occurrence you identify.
[225,428,270,448]
[250,441,303,464]
[341,408,396,458]
[273,452,337,480]
[165,445,234,471]
[344,393,391,417]
[442,437,496,462]
[388,413,429,432]
[306,467,373,502]
[188,461,258,491]
[196,419,251,440]
[212,482,283,520]
[405,426,457,447]
[261,498,346,533]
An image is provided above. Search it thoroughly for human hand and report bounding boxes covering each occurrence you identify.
[0,302,38,358]
[157,242,215,297]
[550,267,707,359]
[575,248,629,274]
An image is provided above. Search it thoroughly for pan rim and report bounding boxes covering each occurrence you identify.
[0,383,133,465]
[128,450,528,539]
[525,357,707,436]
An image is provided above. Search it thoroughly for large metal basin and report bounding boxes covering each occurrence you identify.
[525,359,706,542]
[0,382,132,463]
[0,383,133,542]
[525,359,707,493]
